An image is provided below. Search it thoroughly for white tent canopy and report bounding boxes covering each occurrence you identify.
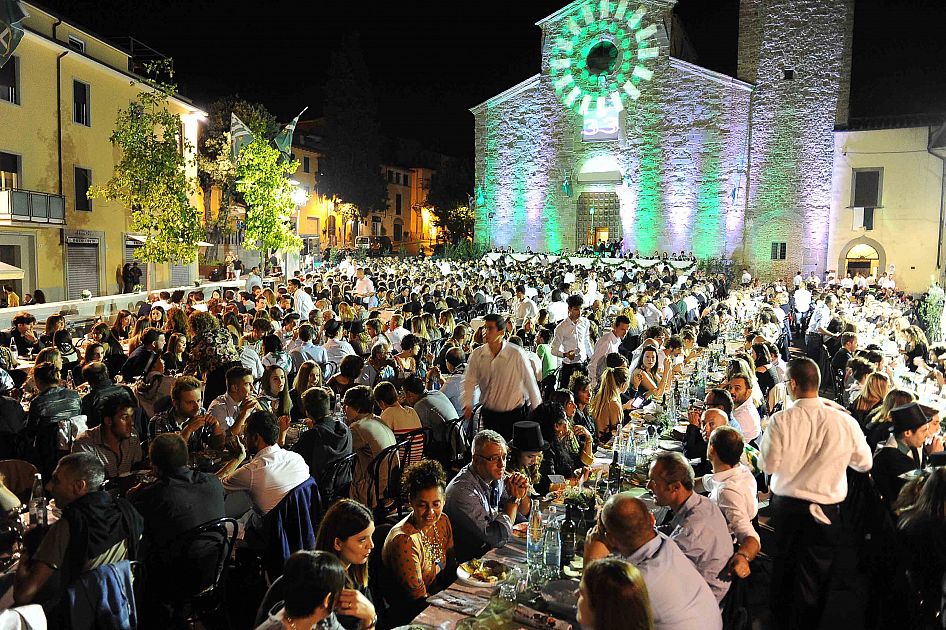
[0,261,24,281]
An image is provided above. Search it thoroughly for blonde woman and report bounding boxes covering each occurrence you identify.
[902,325,930,372]
[578,558,655,630]
[338,302,355,323]
[847,372,890,429]
[590,366,630,437]
[864,388,916,450]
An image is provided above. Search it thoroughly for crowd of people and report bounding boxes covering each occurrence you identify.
[0,251,941,630]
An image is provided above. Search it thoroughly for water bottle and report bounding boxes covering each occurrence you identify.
[527,502,544,568]
[29,473,46,528]
[560,505,576,569]
[622,429,638,471]
[543,508,561,578]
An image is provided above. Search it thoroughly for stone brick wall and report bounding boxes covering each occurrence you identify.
[741,0,855,279]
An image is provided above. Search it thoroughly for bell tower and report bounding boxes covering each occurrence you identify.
[740,0,855,276]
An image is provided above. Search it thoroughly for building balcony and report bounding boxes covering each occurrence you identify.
[0,189,66,226]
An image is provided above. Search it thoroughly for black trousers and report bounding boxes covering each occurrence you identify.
[481,406,527,441]
[558,362,587,390]
[770,494,847,630]
[805,332,823,361]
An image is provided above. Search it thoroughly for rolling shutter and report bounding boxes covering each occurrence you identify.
[66,243,99,299]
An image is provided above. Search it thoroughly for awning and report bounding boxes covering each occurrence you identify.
[0,261,24,281]
[196,241,214,247]
[126,234,147,243]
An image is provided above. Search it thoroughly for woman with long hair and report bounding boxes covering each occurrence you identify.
[847,371,890,430]
[590,366,630,438]
[148,305,166,331]
[864,388,916,451]
[127,316,151,354]
[110,309,133,340]
[261,333,294,374]
[578,558,655,630]
[260,364,293,420]
[290,361,323,422]
[438,310,456,339]
[314,500,378,630]
[162,333,187,374]
[533,401,593,490]
[163,306,189,350]
[629,344,672,400]
[41,314,66,346]
[898,467,946,627]
[91,321,126,375]
[381,460,454,620]
[902,325,930,372]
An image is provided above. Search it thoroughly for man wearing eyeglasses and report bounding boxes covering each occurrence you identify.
[444,430,532,563]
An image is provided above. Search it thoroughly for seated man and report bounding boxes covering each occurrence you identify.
[402,375,459,464]
[441,347,478,416]
[291,387,352,494]
[343,385,397,506]
[149,375,226,451]
[72,395,144,478]
[443,429,531,563]
[79,362,133,429]
[700,426,760,581]
[648,452,732,602]
[120,327,165,381]
[872,402,943,508]
[129,433,226,598]
[584,493,721,630]
[14,453,143,606]
[207,365,262,436]
[218,409,310,541]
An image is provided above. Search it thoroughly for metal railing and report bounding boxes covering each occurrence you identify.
[0,189,66,225]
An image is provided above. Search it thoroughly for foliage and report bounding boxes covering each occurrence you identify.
[562,486,596,510]
[235,137,302,255]
[919,284,945,343]
[427,157,474,243]
[697,256,736,283]
[87,60,203,263]
[441,240,488,261]
[318,34,388,216]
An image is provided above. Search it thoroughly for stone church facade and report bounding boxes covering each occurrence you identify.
[471,0,855,279]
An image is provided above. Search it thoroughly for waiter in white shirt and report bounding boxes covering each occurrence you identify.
[287,278,314,320]
[550,294,594,389]
[463,313,542,440]
[587,315,630,387]
[759,357,871,629]
[514,285,538,325]
[353,268,375,306]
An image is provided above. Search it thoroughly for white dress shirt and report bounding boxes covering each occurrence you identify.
[463,341,542,412]
[703,464,760,544]
[221,444,311,515]
[793,288,811,313]
[760,397,872,505]
[355,276,375,297]
[292,288,315,320]
[732,398,761,442]
[547,301,568,323]
[515,297,538,323]
[588,331,622,384]
[550,316,593,364]
[386,327,409,353]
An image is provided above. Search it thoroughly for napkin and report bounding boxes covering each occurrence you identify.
[427,591,490,617]
[512,604,573,630]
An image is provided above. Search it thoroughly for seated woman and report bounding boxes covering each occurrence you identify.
[589,367,630,439]
[847,372,890,430]
[290,361,323,422]
[629,344,672,401]
[313,500,379,630]
[161,333,187,374]
[750,343,780,402]
[255,550,348,630]
[898,467,946,628]
[260,364,293,425]
[327,355,365,398]
[91,321,126,377]
[506,420,550,495]
[578,557,655,630]
[261,333,294,375]
[534,401,594,484]
[864,388,916,451]
[381,460,455,624]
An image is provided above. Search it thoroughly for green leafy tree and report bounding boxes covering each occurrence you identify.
[427,157,474,243]
[318,34,387,219]
[236,137,302,257]
[88,60,202,263]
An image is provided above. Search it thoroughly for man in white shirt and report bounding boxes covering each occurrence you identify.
[805,294,836,359]
[353,268,375,306]
[288,278,314,320]
[442,347,479,415]
[550,294,594,389]
[384,314,409,353]
[759,357,872,628]
[741,268,752,286]
[289,323,328,371]
[463,313,542,440]
[584,494,722,630]
[546,290,568,323]
[793,271,803,289]
[208,366,261,435]
[588,315,630,387]
[727,374,761,443]
[701,426,760,581]
[321,319,355,367]
[218,409,311,543]
[513,285,538,325]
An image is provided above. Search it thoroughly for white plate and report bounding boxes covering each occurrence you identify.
[456,559,509,589]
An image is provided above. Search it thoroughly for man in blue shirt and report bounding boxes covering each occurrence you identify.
[443,430,531,563]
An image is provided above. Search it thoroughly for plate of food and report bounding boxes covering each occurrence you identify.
[543,489,566,505]
[456,558,510,588]
[541,579,580,615]
[512,521,529,539]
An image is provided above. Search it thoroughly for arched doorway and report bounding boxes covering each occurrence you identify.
[839,238,885,279]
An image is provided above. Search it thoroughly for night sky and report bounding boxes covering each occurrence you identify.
[30,0,946,158]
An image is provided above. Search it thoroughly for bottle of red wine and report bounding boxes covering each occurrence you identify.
[560,504,576,569]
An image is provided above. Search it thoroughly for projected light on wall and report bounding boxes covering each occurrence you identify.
[549,0,658,117]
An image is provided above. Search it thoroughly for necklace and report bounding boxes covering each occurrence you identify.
[416,517,444,569]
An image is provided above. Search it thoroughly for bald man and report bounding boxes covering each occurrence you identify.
[584,493,721,630]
